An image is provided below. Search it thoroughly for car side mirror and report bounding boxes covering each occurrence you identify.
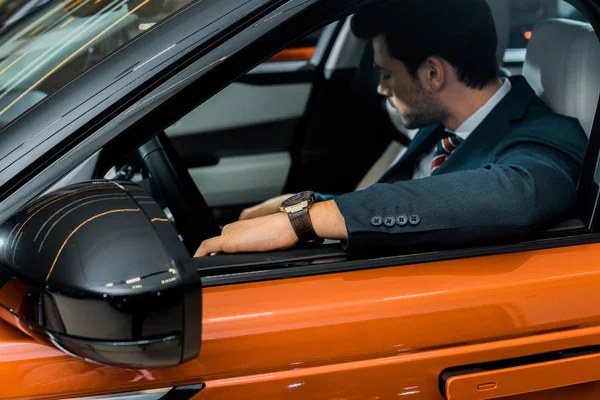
[0,180,201,368]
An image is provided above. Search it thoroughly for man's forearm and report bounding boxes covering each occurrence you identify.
[309,200,348,240]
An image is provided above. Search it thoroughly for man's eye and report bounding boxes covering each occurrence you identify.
[381,72,391,80]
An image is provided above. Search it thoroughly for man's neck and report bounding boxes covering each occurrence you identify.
[443,78,503,131]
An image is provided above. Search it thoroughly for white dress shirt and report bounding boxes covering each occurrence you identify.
[412,79,512,179]
[387,78,513,179]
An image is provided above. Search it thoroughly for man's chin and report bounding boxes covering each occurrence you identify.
[402,121,420,130]
[400,113,440,130]
[400,115,425,130]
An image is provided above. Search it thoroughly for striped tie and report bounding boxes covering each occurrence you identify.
[431,133,464,173]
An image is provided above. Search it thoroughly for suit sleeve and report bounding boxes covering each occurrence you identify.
[314,192,336,202]
[333,118,587,250]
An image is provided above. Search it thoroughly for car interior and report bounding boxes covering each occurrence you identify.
[36,0,600,283]
[155,0,597,228]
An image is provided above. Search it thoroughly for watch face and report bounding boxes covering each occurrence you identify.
[282,191,314,207]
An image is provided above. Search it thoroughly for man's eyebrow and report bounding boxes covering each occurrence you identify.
[373,63,388,71]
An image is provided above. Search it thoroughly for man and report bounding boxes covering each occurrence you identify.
[195,0,587,256]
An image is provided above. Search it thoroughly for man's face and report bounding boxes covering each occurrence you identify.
[372,35,448,129]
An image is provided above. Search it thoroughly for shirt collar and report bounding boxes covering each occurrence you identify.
[448,78,512,140]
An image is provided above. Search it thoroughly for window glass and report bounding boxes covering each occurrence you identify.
[0,0,196,128]
[156,26,331,224]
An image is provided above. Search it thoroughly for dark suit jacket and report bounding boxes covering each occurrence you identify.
[330,76,588,250]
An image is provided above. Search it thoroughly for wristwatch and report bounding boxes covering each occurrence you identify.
[279,191,322,244]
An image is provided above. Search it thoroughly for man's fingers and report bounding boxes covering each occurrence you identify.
[239,209,251,221]
[195,236,222,257]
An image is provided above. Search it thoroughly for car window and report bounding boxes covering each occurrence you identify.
[0,0,196,128]
[128,26,333,224]
[44,0,598,280]
[505,0,587,62]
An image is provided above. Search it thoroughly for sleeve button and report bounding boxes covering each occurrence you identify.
[384,216,396,227]
[370,216,383,227]
[409,214,421,225]
[396,214,408,226]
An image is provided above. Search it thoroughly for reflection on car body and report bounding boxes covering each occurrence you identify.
[0,0,598,399]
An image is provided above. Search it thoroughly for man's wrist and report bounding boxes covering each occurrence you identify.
[308,200,348,240]
[277,212,300,242]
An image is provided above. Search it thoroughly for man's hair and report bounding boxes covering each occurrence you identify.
[351,0,499,89]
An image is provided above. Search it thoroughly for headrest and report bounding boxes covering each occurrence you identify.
[486,0,510,63]
[523,19,600,137]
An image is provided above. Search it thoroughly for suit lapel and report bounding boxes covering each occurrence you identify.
[379,124,445,182]
[431,110,506,176]
[378,76,536,182]
[431,76,536,176]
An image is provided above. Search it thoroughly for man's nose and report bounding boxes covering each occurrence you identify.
[377,83,389,96]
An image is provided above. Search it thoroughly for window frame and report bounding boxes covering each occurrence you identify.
[193,0,600,287]
[0,0,302,222]
[2,0,600,289]
[198,231,600,287]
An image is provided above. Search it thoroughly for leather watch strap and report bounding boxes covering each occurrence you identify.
[288,208,320,242]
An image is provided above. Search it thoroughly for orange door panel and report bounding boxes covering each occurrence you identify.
[3,243,600,399]
[193,327,600,400]
[497,382,600,400]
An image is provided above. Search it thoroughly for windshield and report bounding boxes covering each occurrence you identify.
[0,0,195,128]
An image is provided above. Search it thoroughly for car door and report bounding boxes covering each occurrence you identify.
[2,0,600,399]
[4,243,600,400]
[188,244,600,400]
[169,0,600,398]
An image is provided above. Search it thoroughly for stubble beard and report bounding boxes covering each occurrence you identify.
[398,79,449,130]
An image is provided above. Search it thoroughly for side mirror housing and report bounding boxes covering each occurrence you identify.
[0,180,201,368]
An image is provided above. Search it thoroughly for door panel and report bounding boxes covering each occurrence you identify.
[194,244,600,397]
[443,350,600,399]
[165,79,310,208]
[192,327,600,400]
[193,243,600,399]
[5,243,600,399]
[164,24,340,215]
[498,382,600,400]
[188,152,291,207]
[165,83,312,135]
[166,82,311,208]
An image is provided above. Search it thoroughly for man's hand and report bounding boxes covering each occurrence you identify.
[195,213,298,256]
[239,194,293,221]
[196,200,349,257]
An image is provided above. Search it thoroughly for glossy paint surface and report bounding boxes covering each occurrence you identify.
[0,180,201,368]
[0,181,191,292]
[445,352,600,399]
[2,243,600,399]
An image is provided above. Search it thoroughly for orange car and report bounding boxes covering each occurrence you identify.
[0,0,599,399]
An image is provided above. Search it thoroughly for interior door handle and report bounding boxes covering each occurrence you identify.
[441,347,600,399]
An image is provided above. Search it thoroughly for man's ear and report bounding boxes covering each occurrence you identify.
[419,57,446,92]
